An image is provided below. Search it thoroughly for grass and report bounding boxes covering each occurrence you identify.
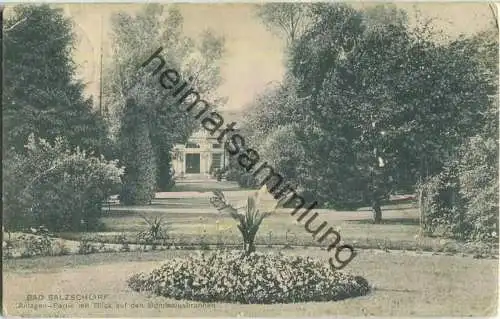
[4,185,497,316]
[3,248,498,317]
[55,202,497,257]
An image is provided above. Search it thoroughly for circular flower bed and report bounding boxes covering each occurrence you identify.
[127,251,370,304]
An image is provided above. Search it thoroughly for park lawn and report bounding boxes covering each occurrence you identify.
[56,204,497,256]
[3,248,497,317]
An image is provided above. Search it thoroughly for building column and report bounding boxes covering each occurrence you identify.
[182,150,186,175]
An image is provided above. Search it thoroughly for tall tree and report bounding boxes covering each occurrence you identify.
[255,3,312,46]
[118,98,157,205]
[105,4,226,190]
[251,3,493,223]
[290,4,491,222]
[3,4,109,155]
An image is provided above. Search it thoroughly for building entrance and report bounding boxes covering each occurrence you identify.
[185,153,201,173]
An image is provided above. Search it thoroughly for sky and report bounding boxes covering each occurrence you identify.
[35,3,497,116]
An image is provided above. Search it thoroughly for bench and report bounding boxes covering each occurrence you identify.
[102,196,120,213]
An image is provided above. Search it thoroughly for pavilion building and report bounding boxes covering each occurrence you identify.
[171,129,230,179]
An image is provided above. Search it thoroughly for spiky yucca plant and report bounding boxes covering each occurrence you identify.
[137,214,168,244]
[210,186,285,255]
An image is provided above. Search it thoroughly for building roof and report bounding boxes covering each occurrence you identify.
[190,129,212,139]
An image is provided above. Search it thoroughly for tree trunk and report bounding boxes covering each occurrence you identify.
[418,185,427,235]
[372,198,382,224]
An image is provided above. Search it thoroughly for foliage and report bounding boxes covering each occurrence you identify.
[362,4,408,29]
[248,3,495,223]
[2,226,70,258]
[255,3,312,45]
[257,124,308,186]
[222,156,259,189]
[3,4,111,155]
[418,166,461,237]
[137,214,169,244]
[52,241,71,256]
[155,144,176,191]
[77,239,95,255]
[209,187,283,255]
[241,78,304,143]
[420,135,499,242]
[18,226,55,257]
[3,135,124,232]
[3,150,35,230]
[456,136,498,241]
[106,4,226,190]
[127,250,370,303]
[118,98,157,205]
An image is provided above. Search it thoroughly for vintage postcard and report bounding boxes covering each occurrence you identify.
[2,2,498,317]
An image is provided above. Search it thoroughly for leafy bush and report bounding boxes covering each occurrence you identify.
[128,250,370,303]
[419,166,461,237]
[420,135,498,242]
[78,239,94,255]
[3,134,124,232]
[456,136,498,241]
[3,149,35,230]
[18,226,55,257]
[52,241,70,256]
[2,240,14,259]
[224,168,258,188]
[223,157,258,188]
[258,125,307,184]
[155,146,176,191]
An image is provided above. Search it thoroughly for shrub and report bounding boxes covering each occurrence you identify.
[18,226,55,257]
[155,145,176,191]
[3,135,124,232]
[2,241,14,259]
[118,98,157,205]
[52,241,70,256]
[120,242,130,252]
[128,250,370,304]
[420,135,499,242]
[3,149,35,230]
[78,239,93,255]
[223,157,258,189]
[224,168,258,188]
[258,125,307,185]
[456,136,498,241]
[419,166,461,237]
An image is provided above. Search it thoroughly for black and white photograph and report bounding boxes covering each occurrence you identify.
[2,2,499,317]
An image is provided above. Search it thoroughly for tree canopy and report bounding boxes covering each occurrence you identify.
[105,4,226,191]
[244,3,497,223]
[3,5,109,155]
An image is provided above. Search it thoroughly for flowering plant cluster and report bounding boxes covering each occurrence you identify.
[127,250,370,304]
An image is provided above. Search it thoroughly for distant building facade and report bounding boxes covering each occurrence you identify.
[171,129,229,178]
